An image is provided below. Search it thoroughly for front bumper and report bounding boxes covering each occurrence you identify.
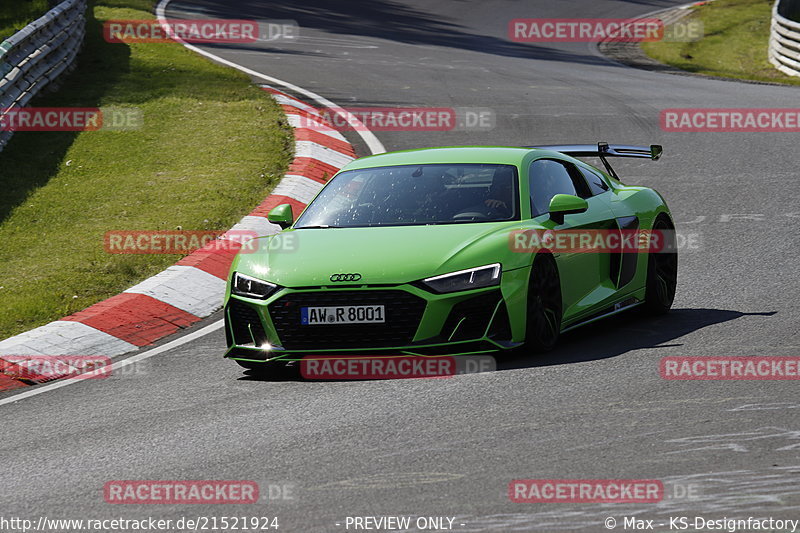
[223,283,520,362]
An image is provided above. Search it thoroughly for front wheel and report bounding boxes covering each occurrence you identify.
[643,217,678,314]
[524,254,563,353]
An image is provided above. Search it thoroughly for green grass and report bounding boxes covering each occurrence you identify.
[0,0,294,338]
[641,0,800,85]
[0,0,50,40]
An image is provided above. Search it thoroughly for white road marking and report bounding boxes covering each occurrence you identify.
[0,320,224,407]
[256,35,379,49]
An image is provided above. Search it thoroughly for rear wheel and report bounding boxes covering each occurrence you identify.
[524,254,563,352]
[644,216,678,314]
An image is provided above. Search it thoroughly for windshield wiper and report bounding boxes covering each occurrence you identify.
[296,224,342,229]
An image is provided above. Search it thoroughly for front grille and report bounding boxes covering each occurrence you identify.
[268,290,426,349]
[442,290,502,341]
[226,300,269,347]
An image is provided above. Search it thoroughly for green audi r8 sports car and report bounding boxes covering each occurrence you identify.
[223,143,677,369]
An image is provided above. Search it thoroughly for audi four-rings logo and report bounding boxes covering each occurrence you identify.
[330,273,362,282]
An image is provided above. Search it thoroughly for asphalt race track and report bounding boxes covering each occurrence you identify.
[2,0,799,531]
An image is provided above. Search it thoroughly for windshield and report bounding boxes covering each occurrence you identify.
[294,163,519,228]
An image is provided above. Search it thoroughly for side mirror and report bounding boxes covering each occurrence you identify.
[268,204,294,229]
[548,194,588,224]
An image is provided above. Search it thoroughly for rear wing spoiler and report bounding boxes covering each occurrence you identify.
[527,142,662,180]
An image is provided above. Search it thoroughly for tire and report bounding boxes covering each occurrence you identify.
[524,254,563,352]
[643,216,678,314]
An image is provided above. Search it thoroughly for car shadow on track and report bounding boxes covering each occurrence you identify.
[238,308,776,382]
[171,0,616,66]
[498,307,777,371]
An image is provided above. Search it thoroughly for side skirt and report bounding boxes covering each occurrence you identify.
[560,297,642,334]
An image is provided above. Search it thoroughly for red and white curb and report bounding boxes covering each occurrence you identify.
[0,87,355,391]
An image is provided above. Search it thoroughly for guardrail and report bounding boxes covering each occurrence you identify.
[769,0,800,77]
[0,0,87,152]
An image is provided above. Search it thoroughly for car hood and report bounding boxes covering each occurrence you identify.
[233,222,531,287]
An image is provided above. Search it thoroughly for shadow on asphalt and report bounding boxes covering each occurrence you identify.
[0,15,131,225]
[238,307,777,382]
[498,307,777,371]
[170,0,617,66]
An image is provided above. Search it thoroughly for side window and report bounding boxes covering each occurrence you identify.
[529,159,579,217]
[578,165,610,196]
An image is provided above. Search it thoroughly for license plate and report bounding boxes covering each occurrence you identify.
[300,305,385,325]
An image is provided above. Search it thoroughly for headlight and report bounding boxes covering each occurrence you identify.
[231,272,279,299]
[422,263,501,294]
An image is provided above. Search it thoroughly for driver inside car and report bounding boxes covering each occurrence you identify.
[483,166,514,216]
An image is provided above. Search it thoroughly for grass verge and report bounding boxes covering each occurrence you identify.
[0,0,51,40]
[641,0,800,85]
[0,0,294,339]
